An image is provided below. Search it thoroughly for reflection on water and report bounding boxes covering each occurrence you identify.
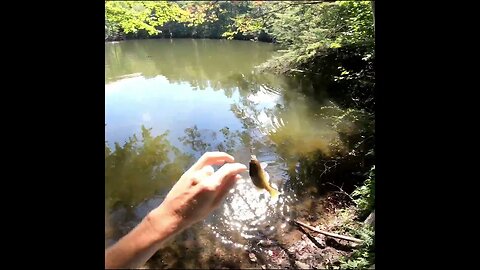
[105,39,371,268]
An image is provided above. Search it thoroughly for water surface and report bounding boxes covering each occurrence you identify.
[105,39,360,268]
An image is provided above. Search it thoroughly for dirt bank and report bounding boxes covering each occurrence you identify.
[144,189,372,269]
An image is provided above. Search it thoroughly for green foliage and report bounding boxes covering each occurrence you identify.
[105,1,206,40]
[352,165,375,217]
[179,2,220,27]
[105,19,121,40]
[220,1,268,40]
[222,14,263,39]
[105,1,186,36]
[330,209,374,269]
[337,1,375,45]
[105,125,193,210]
[104,0,374,67]
[338,224,375,269]
[105,1,271,41]
[256,1,374,73]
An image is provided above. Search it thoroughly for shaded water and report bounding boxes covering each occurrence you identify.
[105,39,366,268]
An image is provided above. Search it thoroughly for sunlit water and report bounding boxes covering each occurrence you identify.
[105,39,360,268]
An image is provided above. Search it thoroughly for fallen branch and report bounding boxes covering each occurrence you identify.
[325,182,357,205]
[293,220,363,244]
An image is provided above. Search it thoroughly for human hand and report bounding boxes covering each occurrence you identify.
[105,152,246,269]
[147,152,247,235]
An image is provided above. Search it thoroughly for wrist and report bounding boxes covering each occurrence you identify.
[145,204,185,245]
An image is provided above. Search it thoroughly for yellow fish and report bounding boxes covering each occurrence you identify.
[249,155,280,198]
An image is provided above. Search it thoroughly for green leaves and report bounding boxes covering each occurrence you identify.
[338,222,375,269]
[105,1,214,38]
[352,165,375,216]
[255,1,374,73]
[221,30,237,40]
[105,0,374,53]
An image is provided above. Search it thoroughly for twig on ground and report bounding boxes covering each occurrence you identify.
[293,220,363,244]
[325,182,357,205]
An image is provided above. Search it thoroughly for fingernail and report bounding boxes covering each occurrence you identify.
[234,163,246,169]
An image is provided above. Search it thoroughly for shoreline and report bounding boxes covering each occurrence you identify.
[105,36,276,44]
[144,190,373,269]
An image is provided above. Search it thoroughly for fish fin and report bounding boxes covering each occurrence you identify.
[268,188,280,198]
[260,162,268,170]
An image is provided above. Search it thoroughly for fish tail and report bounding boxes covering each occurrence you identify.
[268,187,280,198]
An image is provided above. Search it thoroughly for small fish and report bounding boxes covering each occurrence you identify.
[249,155,279,198]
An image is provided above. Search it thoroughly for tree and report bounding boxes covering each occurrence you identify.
[105,1,221,40]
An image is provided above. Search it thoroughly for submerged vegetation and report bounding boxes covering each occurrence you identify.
[106,1,375,268]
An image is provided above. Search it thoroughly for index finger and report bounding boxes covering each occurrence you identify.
[192,152,235,170]
[209,163,247,186]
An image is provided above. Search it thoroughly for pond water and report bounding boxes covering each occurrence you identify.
[105,39,363,268]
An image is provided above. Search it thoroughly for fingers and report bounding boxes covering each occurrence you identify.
[200,163,246,189]
[211,163,247,185]
[199,165,215,176]
[191,165,215,186]
[192,152,235,170]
